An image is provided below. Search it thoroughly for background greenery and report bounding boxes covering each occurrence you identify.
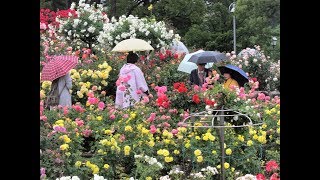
[40,0,280,60]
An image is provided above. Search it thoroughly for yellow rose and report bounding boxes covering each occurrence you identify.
[225,148,232,155]
[96,116,102,121]
[197,156,203,163]
[92,166,99,174]
[103,164,110,169]
[60,144,69,151]
[75,161,82,168]
[157,149,164,155]
[224,162,230,169]
[125,126,133,132]
[247,140,253,146]
[164,156,173,163]
[212,150,217,155]
[148,140,155,147]
[162,149,170,157]
[238,135,244,142]
[174,150,180,154]
[258,136,267,144]
[77,91,84,98]
[194,149,202,156]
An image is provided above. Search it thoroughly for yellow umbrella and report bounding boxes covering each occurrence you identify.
[111,38,154,52]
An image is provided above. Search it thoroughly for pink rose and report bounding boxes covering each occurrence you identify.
[171,129,179,135]
[150,125,157,134]
[98,101,105,110]
[109,114,116,120]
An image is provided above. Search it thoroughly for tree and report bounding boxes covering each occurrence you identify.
[184,0,234,52]
[235,0,280,59]
[153,0,207,37]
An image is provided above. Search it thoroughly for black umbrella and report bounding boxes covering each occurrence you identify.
[218,64,249,87]
[188,51,227,64]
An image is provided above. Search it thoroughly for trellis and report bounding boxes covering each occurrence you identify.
[182,107,263,180]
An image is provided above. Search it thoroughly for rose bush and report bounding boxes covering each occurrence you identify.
[40,1,279,179]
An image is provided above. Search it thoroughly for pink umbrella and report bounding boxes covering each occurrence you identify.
[41,55,78,82]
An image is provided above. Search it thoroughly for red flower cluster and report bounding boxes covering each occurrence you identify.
[265,160,279,172]
[156,94,170,108]
[204,98,215,106]
[40,9,58,27]
[173,82,188,93]
[192,94,201,104]
[56,9,78,19]
[157,49,174,61]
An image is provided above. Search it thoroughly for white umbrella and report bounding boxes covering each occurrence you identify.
[171,40,189,54]
[177,50,214,74]
[111,38,154,52]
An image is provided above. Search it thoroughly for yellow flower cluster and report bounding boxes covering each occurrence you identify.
[86,161,99,174]
[217,162,230,169]
[59,135,71,143]
[157,149,173,162]
[157,149,170,156]
[60,144,69,151]
[100,137,120,152]
[41,81,52,90]
[202,132,215,141]
[53,119,64,128]
[162,130,173,139]
[125,125,133,132]
[238,135,244,142]
[124,145,131,155]
[194,149,203,163]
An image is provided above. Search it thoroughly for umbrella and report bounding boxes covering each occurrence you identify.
[41,55,78,82]
[218,64,249,87]
[170,40,189,54]
[177,50,214,73]
[188,51,227,64]
[111,38,154,52]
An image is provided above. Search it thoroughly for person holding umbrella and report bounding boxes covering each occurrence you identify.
[41,55,78,109]
[187,50,227,86]
[218,64,249,90]
[189,63,212,86]
[222,70,239,90]
[115,51,149,109]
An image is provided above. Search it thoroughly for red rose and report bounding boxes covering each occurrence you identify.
[192,94,201,104]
